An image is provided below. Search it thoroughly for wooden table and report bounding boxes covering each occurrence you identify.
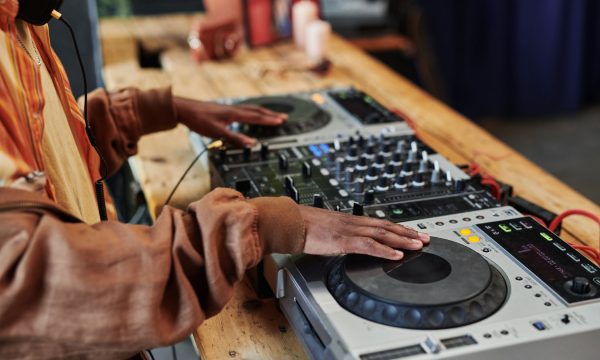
[99,13,600,360]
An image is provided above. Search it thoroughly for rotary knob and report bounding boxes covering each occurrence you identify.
[570,277,591,295]
[376,177,389,192]
[347,146,359,161]
[365,145,375,157]
[391,152,402,165]
[364,190,375,204]
[356,156,368,171]
[394,176,408,190]
[400,162,414,176]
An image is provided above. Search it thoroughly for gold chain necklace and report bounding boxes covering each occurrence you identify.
[15,31,42,67]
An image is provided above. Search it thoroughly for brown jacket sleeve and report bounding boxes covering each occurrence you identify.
[0,187,305,359]
[86,87,178,175]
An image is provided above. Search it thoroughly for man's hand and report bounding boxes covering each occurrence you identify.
[188,15,243,62]
[300,206,430,260]
[175,97,288,147]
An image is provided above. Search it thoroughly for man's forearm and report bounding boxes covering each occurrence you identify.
[0,187,305,358]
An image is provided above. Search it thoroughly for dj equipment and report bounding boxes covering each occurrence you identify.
[195,87,498,223]
[190,87,599,359]
[271,207,600,359]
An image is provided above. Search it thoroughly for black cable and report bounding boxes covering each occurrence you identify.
[58,16,109,221]
[163,140,223,207]
[164,148,209,207]
[147,349,156,360]
[171,345,178,360]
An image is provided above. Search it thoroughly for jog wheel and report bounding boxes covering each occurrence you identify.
[326,237,508,329]
[237,96,331,139]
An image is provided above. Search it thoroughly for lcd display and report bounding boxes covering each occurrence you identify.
[477,217,600,303]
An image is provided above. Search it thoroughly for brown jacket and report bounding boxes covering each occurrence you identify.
[0,16,306,358]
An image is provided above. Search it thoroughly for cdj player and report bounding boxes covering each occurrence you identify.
[271,207,600,360]
[189,87,599,359]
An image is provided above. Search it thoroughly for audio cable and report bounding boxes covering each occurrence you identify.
[52,10,109,221]
[163,140,224,207]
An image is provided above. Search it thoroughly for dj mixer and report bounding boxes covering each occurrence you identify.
[189,87,599,359]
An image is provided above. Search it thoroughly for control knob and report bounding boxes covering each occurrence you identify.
[412,173,426,187]
[394,176,408,190]
[376,177,389,192]
[356,156,368,171]
[364,190,375,204]
[383,164,395,178]
[400,162,414,176]
[260,143,269,160]
[391,152,402,165]
[366,167,379,181]
[312,194,324,208]
[302,161,312,178]
[455,179,465,193]
[278,153,289,170]
[352,202,364,216]
[234,179,251,193]
[374,154,385,168]
[570,277,591,295]
[431,161,442,184]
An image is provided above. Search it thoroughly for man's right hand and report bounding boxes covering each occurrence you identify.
[300,206,430,260]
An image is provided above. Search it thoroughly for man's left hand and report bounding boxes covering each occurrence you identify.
[175,97,287,147]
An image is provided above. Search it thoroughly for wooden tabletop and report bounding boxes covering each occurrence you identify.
[99,13,600,360]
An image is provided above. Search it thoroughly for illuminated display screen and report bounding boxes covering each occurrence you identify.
[329,92,400,125]
[477,217,600,303]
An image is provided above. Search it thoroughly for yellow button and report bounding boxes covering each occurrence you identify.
[459,228,472,236]
[468,236,481,243]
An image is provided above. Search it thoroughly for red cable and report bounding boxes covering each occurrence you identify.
[525,213,600,264]
[548,209,600,264]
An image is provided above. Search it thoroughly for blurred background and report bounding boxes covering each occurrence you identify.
[53,0,600,208]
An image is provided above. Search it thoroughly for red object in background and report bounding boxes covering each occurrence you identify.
[245,0,274,46]
[244,0,320,47]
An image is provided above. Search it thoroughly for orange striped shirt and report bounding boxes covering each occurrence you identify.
[0,0,104,207]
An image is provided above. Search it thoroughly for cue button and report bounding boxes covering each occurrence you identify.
[459,228,472,236]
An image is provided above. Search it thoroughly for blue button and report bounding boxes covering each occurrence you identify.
[532,321,546,331]
[319,144,330,152]
[308,145,322,157]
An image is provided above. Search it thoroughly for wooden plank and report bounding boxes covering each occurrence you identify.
[194,279,306,360]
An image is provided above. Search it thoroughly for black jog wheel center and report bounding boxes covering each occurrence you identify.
[326,237,508,329]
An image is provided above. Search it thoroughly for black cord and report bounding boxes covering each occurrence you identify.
[171,345,178,360]
[164,148,209,207]
[147,349,156,360]
[58,16,109,221]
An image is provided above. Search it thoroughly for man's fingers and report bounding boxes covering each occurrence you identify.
[344,215,429,243]
[347,225,425,250]
[344,237,404,260]
[233,106,287,126]
[238,104,288,118]
[223,128,256,147]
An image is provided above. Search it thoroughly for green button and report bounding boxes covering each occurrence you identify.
[540,232,553,241]
[392,209,403,215]
[499,224,512,233]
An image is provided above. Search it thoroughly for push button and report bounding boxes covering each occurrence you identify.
[468,236,480,243]
[459,228,472,236]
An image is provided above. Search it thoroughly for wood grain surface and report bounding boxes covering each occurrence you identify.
[99,13,600,359]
